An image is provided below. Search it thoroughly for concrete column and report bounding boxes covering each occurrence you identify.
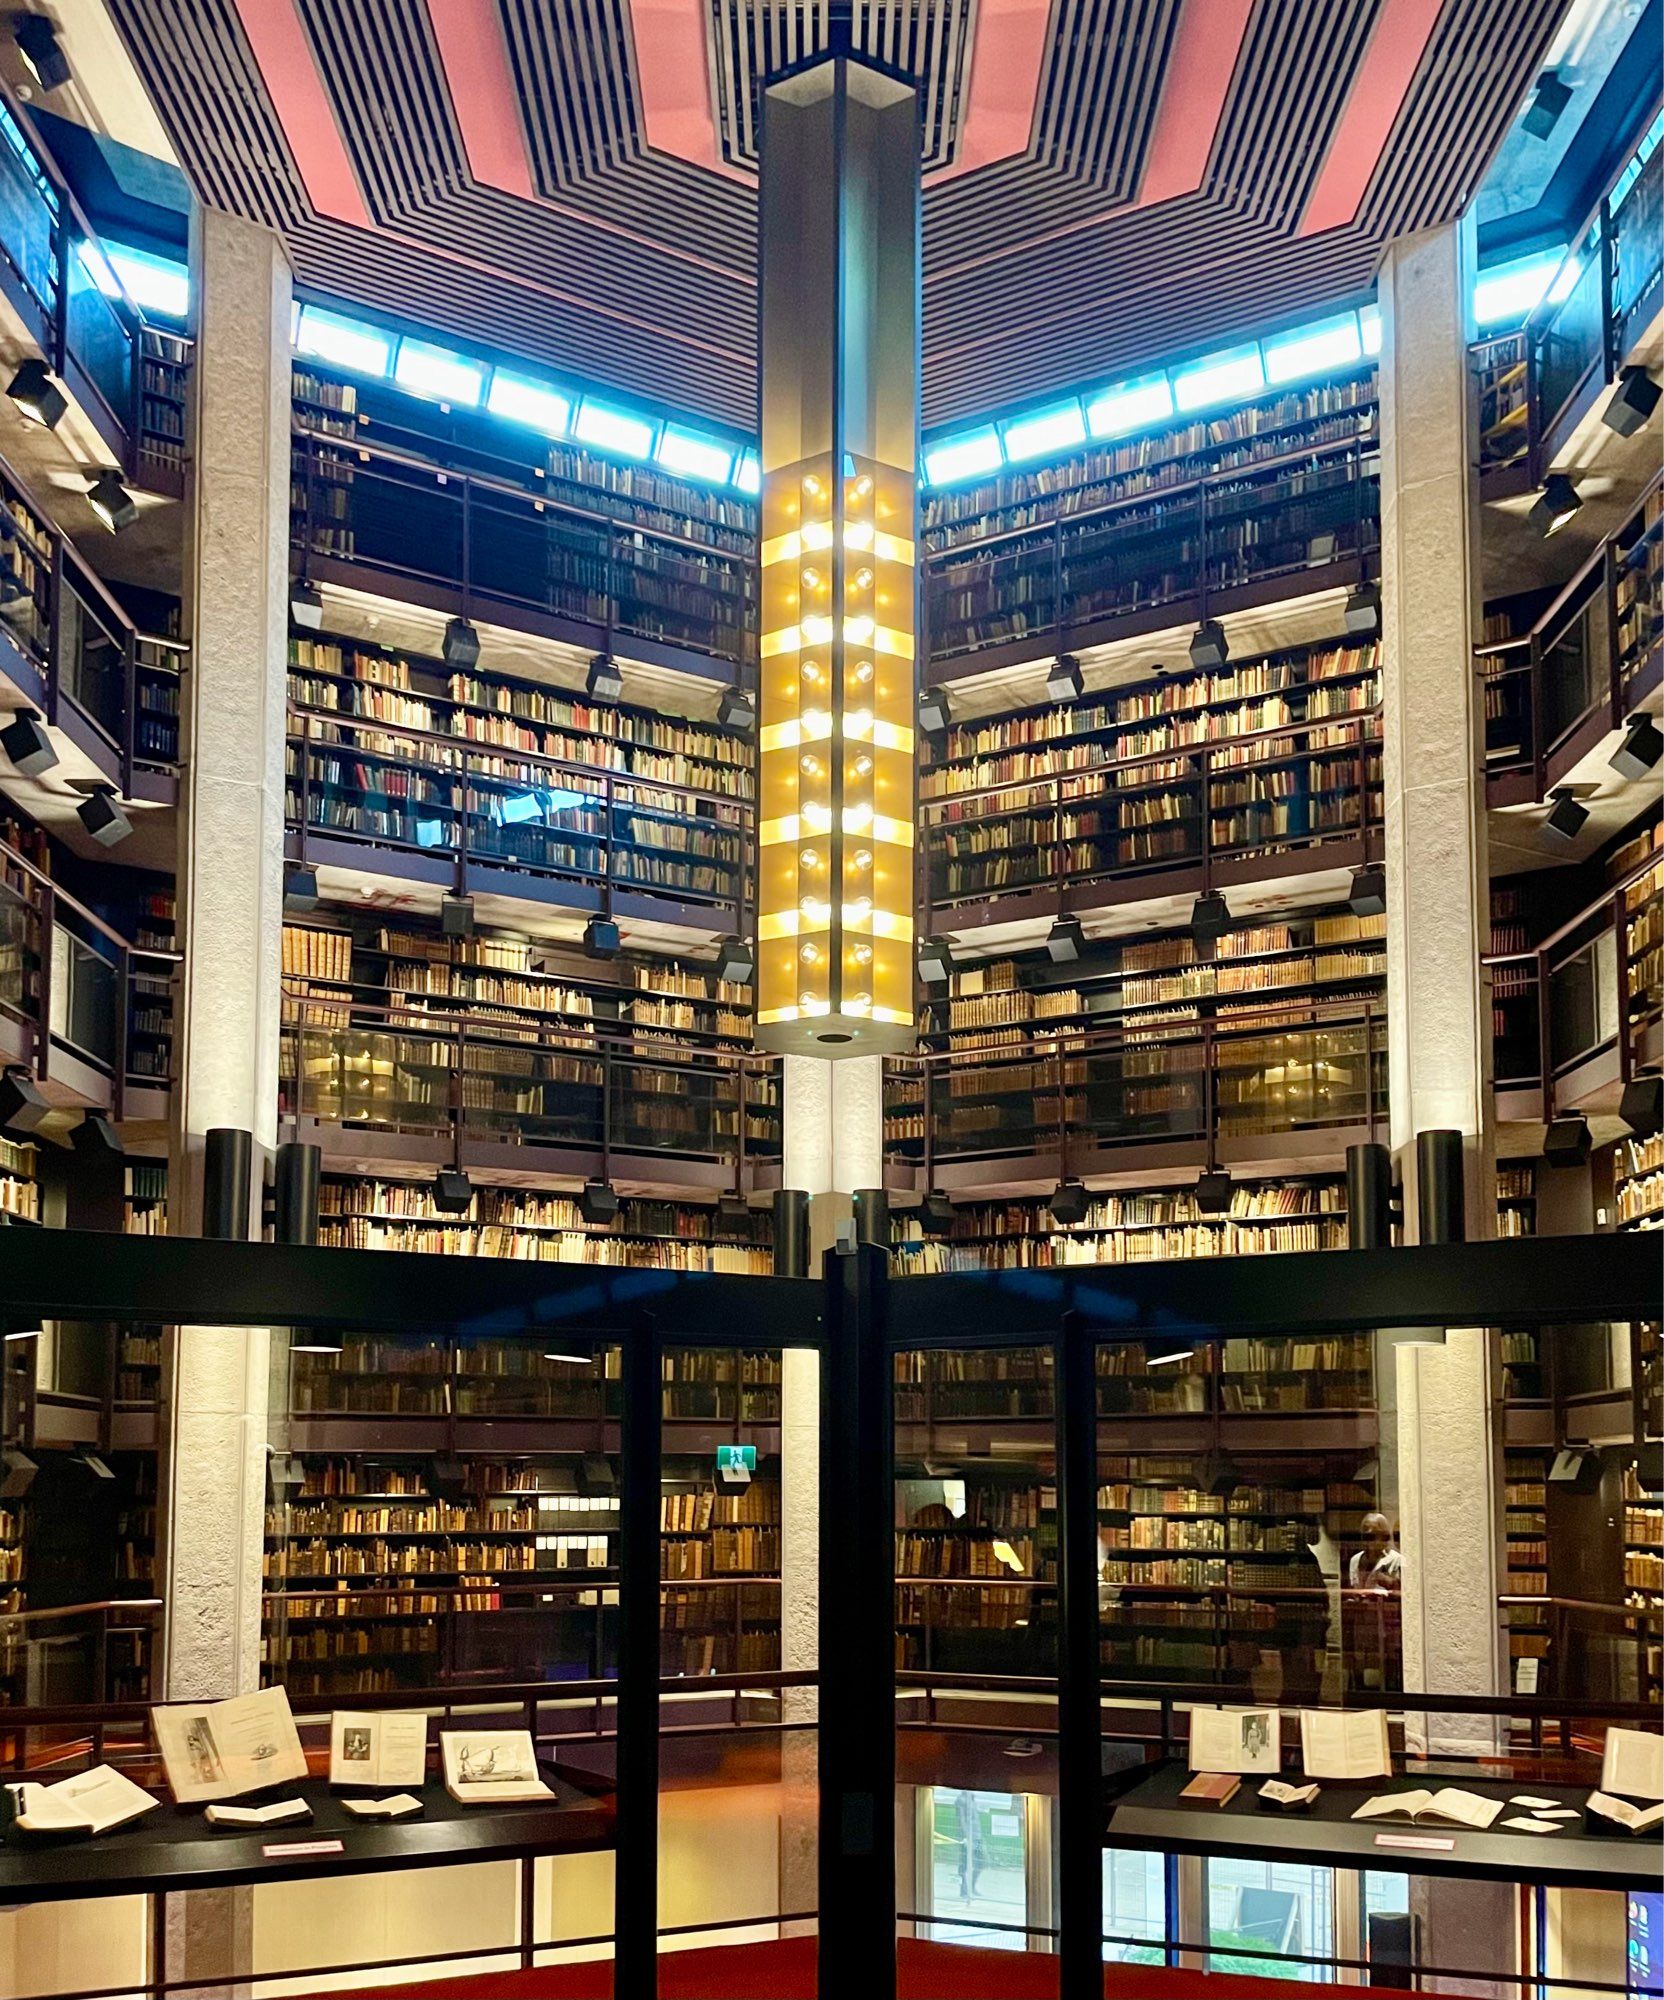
[160,209,292,1700]
[1378,220,1506,1741]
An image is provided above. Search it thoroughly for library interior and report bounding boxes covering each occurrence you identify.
[0,1,1656,1996]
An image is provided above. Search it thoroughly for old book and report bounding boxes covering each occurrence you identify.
[342,1793,424,1820]
[1352,1789,1502,1830]
[153,1685,307,1805]
[1300,1708,1391,1781]
[1600,1728,1664,1802]
[204,1797,312,1827]
[1180,1772,1241,1807]
[329,1711,428,1789]
[440,1730,553,1805]
[1259,1779,1319,1810]
[13,1766,159,1836]
[1188,1706,1280,1777]
[1586,1791,1664,1834]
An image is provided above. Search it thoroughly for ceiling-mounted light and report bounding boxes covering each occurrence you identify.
[1046,915,1085,964]
[289,580,324,631]
[432,1166,473,1214]
[86,471,138,533]
[1621,1074,1662,1137]
[75,784,131,846]
[13,13,70,90]
[584,915,621,959]
[1530,473,1581,538]
[578,1177,621,1225]
[1542,787,1589,845]
[440,892,475,939]
[1046,654,1083,704]
[431,1452,469,1498]
[917,936,956,985]
[1197,1449,1241,1498]
[1049,1177,1090,1226]
[1145,1331,1197,1367]
[1522,69,1572,140]
[1603,366,1661,438]
[715,936,754,984]
[1348,863,1387,917]
[918,1189,956,1233]
[283,864,319,914]
[587,653,623,701]
[0,1447,37,1499]
[442,616,480,669]
[1547,1447,1600,1491]
[1611,712,1663,781]
[717,684,754,732]
[918,686,952,739]
[1189,619,1229,670]
[6,357,65,430]
[0,707,55,776]
[1195,1168,1232,1215]
[1542,1114,1591,1167]
[1191,890,1230,941]
[715,1191,750,1227]
[0,1066,49,1135]
[1344,582,1381,638]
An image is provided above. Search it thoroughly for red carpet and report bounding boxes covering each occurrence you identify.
[321,1936,1411,1999]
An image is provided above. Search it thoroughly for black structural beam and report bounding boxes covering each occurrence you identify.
[615,1310,662,1998]
[1055,1309,1102,1994]
[819,1239,896,1999]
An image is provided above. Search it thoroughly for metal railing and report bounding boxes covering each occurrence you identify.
[0,1597,159,1710]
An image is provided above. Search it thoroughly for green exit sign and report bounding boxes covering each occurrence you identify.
[716,1445,756,1475]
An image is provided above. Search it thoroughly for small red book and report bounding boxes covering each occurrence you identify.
[1181,1773,1242,1807]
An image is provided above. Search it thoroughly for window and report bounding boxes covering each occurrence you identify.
[1205,1855,1334,1981]
[1104,1847,1166,1963]
[924,1787,1030,1951]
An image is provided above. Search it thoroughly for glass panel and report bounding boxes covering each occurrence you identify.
[65,245,135,438]
[0,107,58,332]
[1206,1855,1334,1981]
[925,1787,1029,1949]
[1103,1847,1167,1964]
[57,575,126,745]
[1536,233,1605,433]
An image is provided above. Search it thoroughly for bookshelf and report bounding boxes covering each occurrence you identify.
[1617,819,1662,1071]
[1497,1162,1537,1241]
[123,1160,167,1237]
[1473,336,1529,470]
[1502,1449,1551,1690]
[1615,1132,1664,1232]
[1622,1459,1662,1704]
[137,328,189,489]
[1489,880,1537,1086]
[1615,485,1661,695]
[128,888,176,1086]
[0,1134,37,1223]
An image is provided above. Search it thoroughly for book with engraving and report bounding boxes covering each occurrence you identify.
[440,1730,553,1805]
[342,1792,425,1820]
[1586,1791,1664,1834]
[1188,1706,1280,1776]
[12,1765,159,1837]
[1259,1779,1319,1811]
[1352,1789,1502,1830]
[1299,1708,1391,1781]
[152,1686,308,1805]
[1179,1772,1241,1807]
[1600,1728,1664,1802]
[204,1797,312,1828]
[329,1710,428,1789]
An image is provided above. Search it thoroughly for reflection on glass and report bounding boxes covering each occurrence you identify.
[926,1787,1028,1951]
[1103,1846,1166,1963]
[1206,1855,1333,1982]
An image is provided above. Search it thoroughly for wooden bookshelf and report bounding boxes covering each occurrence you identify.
[1622,1459,1662,1704]
[124,1160,167,1237]
[1615,485,1662,695]
[1616,1132,1664,1232]
[0,1134,38,1223]
[1489,880,1537,1086]
[1503,1448,1551,1690]
[137,328,189,488]
[1617,819,1662,1071]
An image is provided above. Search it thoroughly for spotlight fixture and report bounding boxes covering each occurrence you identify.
[75,784,131,847]
[0,1447,37,1500]
[289,580,324,630]
[440,892,475,939]
[1611,712,1663,781]
[587,652,623,701]
[442,616,480,669]
[584,915,621,959]
[1194,1168,1233,1215]
[1522,68,1572,140]
[917,936,956,985]
[1189,619,1229,671]
[86,471,138,533]
[918,686,952,738]
[1048,1177,1090,1226]
[716,1191,750,1227]
[283,864,319,914]
[1604,366,1662,438]
[1046,654,1083,704]
[13,13,70,90]
[1542,1114,1591,1167]
[1344,581,1381,638]
[918,1189,956,1233]
[715,935,755,984]
[73,1110,123,1157]
[74,1446,115,1481]
[0,707,55,776]
[432,1166,473,1214]
[1530,473,1581,538]
[578,1451,617,1496]
[5,357,65,430]
[265,1449,306,1495]
[578,1177,621,1225]
[1547,1448,1600,1491]
[1045,915,1085,964]
[1145,1331,1197,1367]
[1197,1449,1241,1498]
[1621,1073,1662,1138]
[431,1452,469,1499]
[1348,862,1387,917]
[1191,889,1230,941]
[717,684,754,732]
[0,1066,49,1136]
[1542,787,1589,845]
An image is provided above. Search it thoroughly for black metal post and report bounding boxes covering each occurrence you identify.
[1346,1141,1395,1249]
[616,1309,662,1998]
[819,1240,895,2000]
[272,1141,322,1246]
[201,1127,252,1240]
[852,1186,889,1251]
[773,1188,810,1277]
[1416,1128,1466,1245]
[1056,1307,1102,1993]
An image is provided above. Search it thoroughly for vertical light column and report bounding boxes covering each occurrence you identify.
[1378,219,1507,1751]
[162,208,292,1702]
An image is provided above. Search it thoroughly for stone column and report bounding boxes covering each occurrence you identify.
[160,209,292,1702]
[1378,222,1508,1755]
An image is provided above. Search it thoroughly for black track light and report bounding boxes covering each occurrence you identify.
[1195,1168,1233,1215]
[0,1447,37,1500]
[1530,473,1581,538]
[917,936,956,985]
[1522,69,1572,140]
[73,1111,123,1157]
[1611,712,1663,781]
[715,935,754,983]
[0,1066,49,1136]
[86,471,137,533]
[1542,1114,1591,1167]
[918,686,952,738]
[1344,581,1381,638]
[587,652,623,701]
[1191,889,1230,941]
[1197,1449,1241,1498]
[440,892,475,939]
[1046,654,1083,704]
[717,684,754,732]
[443,617,480,669]
[75,784,131,846]
[918,1189,956,1233]
[1621,1074,1663,1137]
[289,580,324,630]
[1189,618,1228,670]
[6,357,64,429]
[578,1177,621,1225]
[431,1452,468,1498]
[1049,1177,1090,1226]
[584,915,621,959]
[1603,366,1662,438]
[1542,787,1589,845]
[716,1191,750,1227]
[1348,863,1387,918]
[14,13,70,90]
[283,864,319,914]
[432,1166,473,1214]
[0,707,54,776]
[1046,915,1085,964]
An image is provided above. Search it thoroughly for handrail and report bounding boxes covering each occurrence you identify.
[1484,845,1661,969]
[0,1597,161,1627]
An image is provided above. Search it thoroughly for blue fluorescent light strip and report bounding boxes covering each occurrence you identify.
[395,337,485,407]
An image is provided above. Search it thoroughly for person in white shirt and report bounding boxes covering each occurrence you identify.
[1348,1512,1403,1592]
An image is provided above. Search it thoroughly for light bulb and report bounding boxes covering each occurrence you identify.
[853,944,873,964]
[802,661,822,683]
[849,896,872,917]
[853,568,873,591]
[852,475,872,499]
[800,942,820,963]
[802,567,823,591]
[853,755,873,777]
[803,474,822,498]
[853,659,874,683]
[800,753,821,776]
[852,849,872,870]
[800,849,821,869]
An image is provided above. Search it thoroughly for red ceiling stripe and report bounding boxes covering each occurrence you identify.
[1136,0,1256,207]
[930,0,1050,182]
[628,0,747,183]
[229,0,371,227]
[1299,0,1447,235]
[427,0,535,199]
